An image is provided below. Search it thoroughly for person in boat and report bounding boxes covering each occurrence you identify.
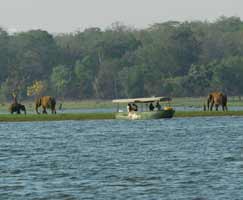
[149,103,154,111]
[132,103,138,111]
[155,101,161,111]
[127,103,132,112]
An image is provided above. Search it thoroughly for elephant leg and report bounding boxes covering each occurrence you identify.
[36,106,40,114]
[203,104,206,111]
[210,102,214,111]
[51,104,56,114]
[52,108,56,114]
[215,105,218,111]
[42,107,47,114]
[223,105,228,111]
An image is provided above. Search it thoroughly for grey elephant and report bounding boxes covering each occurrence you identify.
[9,103,26,114]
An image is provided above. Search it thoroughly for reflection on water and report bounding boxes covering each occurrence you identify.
[0,117,243,199]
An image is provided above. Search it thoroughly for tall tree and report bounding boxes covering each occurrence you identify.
[51,65,71,98]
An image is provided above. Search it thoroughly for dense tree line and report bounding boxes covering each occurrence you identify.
[1,16,243,101]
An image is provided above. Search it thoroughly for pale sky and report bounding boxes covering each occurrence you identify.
[0,0,242,33]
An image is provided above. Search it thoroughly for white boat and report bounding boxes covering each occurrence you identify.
[112,97,175,120]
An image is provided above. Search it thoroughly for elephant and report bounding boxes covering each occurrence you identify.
[9,103,26,114]
[35,96,56,114]
[207,92,227,111]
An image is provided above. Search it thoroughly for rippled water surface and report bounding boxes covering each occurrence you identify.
[0,117,243,200]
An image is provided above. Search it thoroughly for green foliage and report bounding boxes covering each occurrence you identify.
[175,111,243,117]
[182,64,214,96]
[74,60,93,98]
[214,16,243,32]
[93,60,120,99]
[213,56,243,95]
[27,80,46,97]
[1,17,243,100]
[51,65,71,97]
[161,77,185,97]
[0,113,115,122]
[0,28,9,82]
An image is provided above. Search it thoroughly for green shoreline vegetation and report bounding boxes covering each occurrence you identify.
[1,17,243,104]
[174,111,243,118]
[1,96,243,111]
[1,111,243,122]
[1,97,243,122]
[2,16,243,122]
[0,113,115,122]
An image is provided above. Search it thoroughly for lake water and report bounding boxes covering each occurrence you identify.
[0,117,243,200]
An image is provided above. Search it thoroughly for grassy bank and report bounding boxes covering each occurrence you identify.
[0,111,243,122]
[0,113,115,122]
[174,111,243,117]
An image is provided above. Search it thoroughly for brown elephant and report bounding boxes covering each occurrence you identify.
[207,92,227,111]
[9,103,26,115]
[35,96,56,114]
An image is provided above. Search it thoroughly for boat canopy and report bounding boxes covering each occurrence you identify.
[112,97,171,104]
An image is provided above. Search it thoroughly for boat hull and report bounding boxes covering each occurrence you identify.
[115,110,175,120]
